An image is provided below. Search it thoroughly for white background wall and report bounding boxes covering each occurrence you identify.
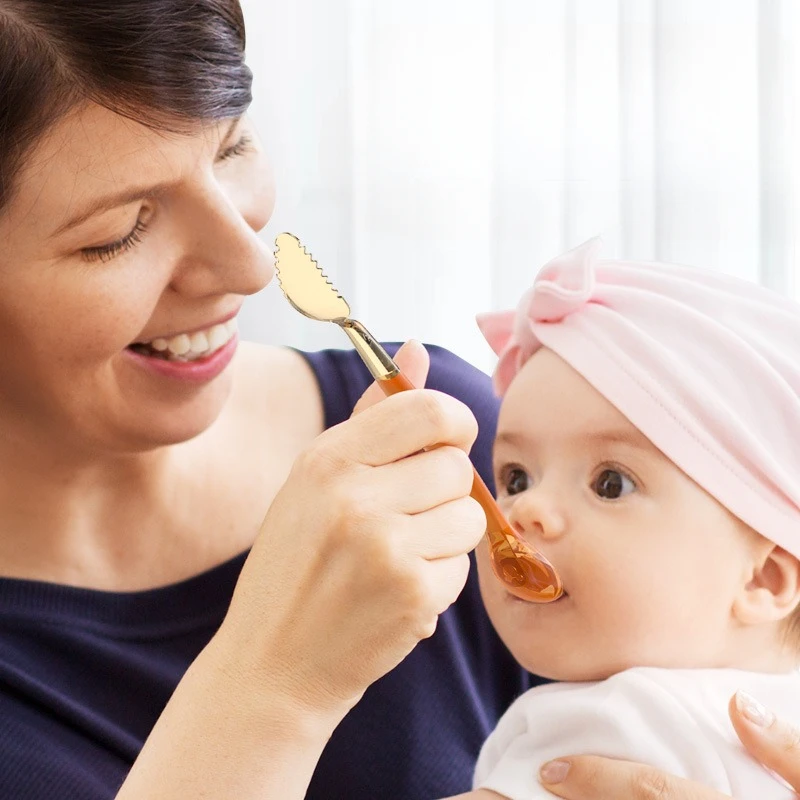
[238,0,800,373]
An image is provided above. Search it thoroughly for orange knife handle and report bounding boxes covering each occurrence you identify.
[378,371,416,395]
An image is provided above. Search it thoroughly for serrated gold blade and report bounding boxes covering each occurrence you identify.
[273,233,351,322]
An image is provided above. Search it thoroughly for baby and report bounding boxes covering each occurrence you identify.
[445,238,800,799]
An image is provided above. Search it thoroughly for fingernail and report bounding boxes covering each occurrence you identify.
[736,690,775,727]
[540,760,571,784]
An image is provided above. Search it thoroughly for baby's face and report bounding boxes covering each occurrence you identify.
[477,347,761,681]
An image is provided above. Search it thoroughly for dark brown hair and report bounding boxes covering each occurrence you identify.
[0,0,252,209]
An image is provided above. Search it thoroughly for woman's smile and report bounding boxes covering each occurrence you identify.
[124,325,239,384]
[123,305,243,384]
[129,312,240,361]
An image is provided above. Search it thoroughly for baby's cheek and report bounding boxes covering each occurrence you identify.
[473,542,512,626]
[474,541,497,596]
[584,578,668,647]
[596,585,698,665]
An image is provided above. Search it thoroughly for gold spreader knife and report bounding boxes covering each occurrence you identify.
[273,232,563,603]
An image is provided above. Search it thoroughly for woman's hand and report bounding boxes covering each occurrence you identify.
[218,340,487,722]
[537,691,800,798]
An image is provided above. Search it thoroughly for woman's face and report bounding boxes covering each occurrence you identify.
[0,103,275,454]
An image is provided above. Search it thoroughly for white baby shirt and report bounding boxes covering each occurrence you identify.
[473,667,800,799]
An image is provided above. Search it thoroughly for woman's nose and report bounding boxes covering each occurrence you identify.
[168,174,276,299]
[507,485,567,541]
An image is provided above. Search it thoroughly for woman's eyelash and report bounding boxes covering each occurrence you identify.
[217,133,253,162]
[81,217,149,263]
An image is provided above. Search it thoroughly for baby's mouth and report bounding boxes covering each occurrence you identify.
[128,318,237,362]
[508,587,569,605]
[543,588,569,603]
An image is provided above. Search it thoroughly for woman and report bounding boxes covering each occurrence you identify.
[0,2,796,799]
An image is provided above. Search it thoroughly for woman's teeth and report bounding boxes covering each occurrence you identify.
[132,318,238,362]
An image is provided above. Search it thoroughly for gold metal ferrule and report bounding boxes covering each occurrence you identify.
[340,319,399,381]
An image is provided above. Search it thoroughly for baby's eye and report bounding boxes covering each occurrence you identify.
[592,468,636,500]
[500,466,530,496]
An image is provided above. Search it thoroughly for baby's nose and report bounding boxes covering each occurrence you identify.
[507,487,567,540]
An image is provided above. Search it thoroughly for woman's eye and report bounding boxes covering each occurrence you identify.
[80,216,149,263]
[592,468,636,500]
[502,466,530,496]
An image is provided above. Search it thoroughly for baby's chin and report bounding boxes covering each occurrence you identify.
[509,640,646,683]
[517,655,621,683]
[513,645,733,683]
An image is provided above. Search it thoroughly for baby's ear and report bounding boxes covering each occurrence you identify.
[733,542,800,626]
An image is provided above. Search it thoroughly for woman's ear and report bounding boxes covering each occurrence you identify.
[733,543,800,626]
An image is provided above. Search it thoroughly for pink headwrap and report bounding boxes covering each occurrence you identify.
[477,237,800,557]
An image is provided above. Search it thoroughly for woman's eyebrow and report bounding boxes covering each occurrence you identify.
[52,181,172,237]
[51,116,243,238]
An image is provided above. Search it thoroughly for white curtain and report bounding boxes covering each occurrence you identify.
[239,0,800,374]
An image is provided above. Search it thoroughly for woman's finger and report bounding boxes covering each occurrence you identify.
[538,755,730,799]
[729,690,800,791]
[317,387,478,469]
[396,497,486,559]
[362,445,475,514]
[351,339,430,416]
[420,552,473,616]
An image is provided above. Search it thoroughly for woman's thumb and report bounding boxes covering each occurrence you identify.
[729,690,800,791]
[351,340,430,416]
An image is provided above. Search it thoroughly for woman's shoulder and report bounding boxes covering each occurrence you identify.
[198,343,325,508]
[228,341,325,438]
[232,341,320,400]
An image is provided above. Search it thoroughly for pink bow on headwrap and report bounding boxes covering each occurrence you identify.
[477,237,800,558]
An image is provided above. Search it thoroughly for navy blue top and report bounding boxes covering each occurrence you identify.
[0,344,542,800]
